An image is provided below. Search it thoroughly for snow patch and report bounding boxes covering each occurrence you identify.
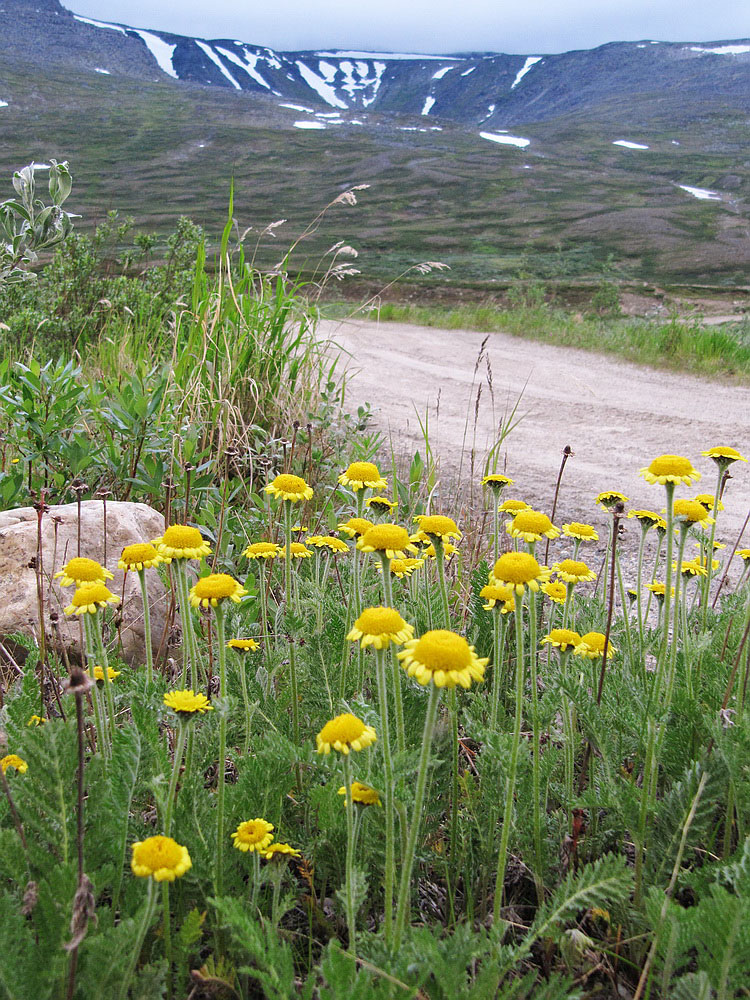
[315,50,449,60]
[0,100,7,107]
[432,65,456,80]
[678,184,721,201]
[93,67,110,74]
[461,66,476,76]
[511,56,542,89]
[196,41,240,89]
[689,44,750,55]
[613,140,649,149]
[296,61,348,108]
[279,102,314,112]
[74,14,126,34]
[217,46,271,89]
[133,30,178,78]
[293,120,327,129]
[421,95,435,116]
[480,132,530,148]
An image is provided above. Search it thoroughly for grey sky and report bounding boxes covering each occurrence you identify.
[67,1,749,54]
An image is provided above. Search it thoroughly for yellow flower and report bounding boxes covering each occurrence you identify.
[422,541,459,559]
[131,836,192,881]
[386,557,423,578]
[357,524,417,560]
[232,819,274,853]
[154,525,211,561]
[338,517,374,538]
[627,509,662,530]
[306,535,349,553]
[479,583,515,613]
[693,494,724,512]
[541,581,567,604]
[264,473,313,502]
[1,754,27,775]
[562,522,599,542]
[279,542,313,560]
[498,499,530,514]
[27,715,46,726]
[397,630,487,689]
[482,473,514,490]
[54,557,113,588]
[338,781,382,806]
[646,581,671,599]
[243,541,280,559]
[595,491,629,509]
[737,548,750,562]
[347,606,414,649]
[227,637,259,652]
[490,551,550,596]
[189,573,247,608]
[338,461,387,491]
[553,559,596,584]
[677,559,708,578]
[118,543,162,572]
[93,665,121,682]
[701,446,747,466]
[541,629,581,651]
[316,714,377,754]
[574,632,616,659]
[413,514,462,541]
[639,455,700,487]
[670,499,714,526]
[694,540,725,552]
[261,842,302,860]
[507,509,560,543]
[163,689,213,715]
[64,582,120,616]
[366,496,398,514]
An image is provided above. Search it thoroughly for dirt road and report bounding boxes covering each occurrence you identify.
[319,318,750,542]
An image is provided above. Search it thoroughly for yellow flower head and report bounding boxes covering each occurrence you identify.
[646,581,670,599]
[498,499,530,514]
[227,637,259,652]
[163,689,213,715]
[387,557,424,578]
[482,473,514,491]
[639,455,700,487]
[316,713,377,755]
[422,541,459,559]
[27,715,46,727]
[131,836,192,882]
[693,494,724,513]
[479,583,515,613]
[357,524,417,560]
[243,541,280,560]
[562,522,599,542]
[231,819,274,853]
[507,509,560,543]
[279,542,313,560]
[189,573,248,609]
[93,665,121,683]
[306,535,349,553]
[347,606,414,649]
[261,842,302,860]
[541,581,567,604]
[338,461,387,491]
[54,557,113,588]
[737,548,750,563]
[595,491,629,509]
[64,582,120,616]
[574,632,616,659]
[413,514,462,541]
[154,525,211,561]
[490,551,551,596]
[677,559,708,578]
[541,628,582,652]
[627,509,662,530]
[397,630,488,689]
[701,445,747,467]
[265,473,313,502]
[366,496,398,514]
[1,754,28,775]
[553,559,596,584]
[338,781,382,806]
[671,499,714,526]
[338,517,374,538]
[118,543,161,572]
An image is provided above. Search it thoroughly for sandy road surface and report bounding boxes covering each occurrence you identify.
[320,318,750,542]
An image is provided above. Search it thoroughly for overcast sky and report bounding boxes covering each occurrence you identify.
[67,1,749,54]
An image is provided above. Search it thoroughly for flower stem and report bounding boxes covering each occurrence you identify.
[82,614,108,757]
[342,753,357,953]
[162,882,173,1000]
[119,878,157,1000]
[174,562,199,690]
[137,568,154,683]
[433,538,451,628]
[394,683,441,948]
[164,719,187,837]
[528,588,544,903]
[374,646,395,947]
[489,611,507,731]
[215,606,227,899]
[379,552,405,753]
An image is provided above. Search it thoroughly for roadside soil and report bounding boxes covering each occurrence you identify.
[319,318,750,552]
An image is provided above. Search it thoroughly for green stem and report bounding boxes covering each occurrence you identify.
[342,753,357,953]
[164,720,187,836]
[448,687,460,919]
[119,879,157,1000]
[92,611,116,749]
[137,569,155,683]
[379,552,405,753]
[528,588,544,903]
[701,467,723,624]
[489,612,506,731]
[236,650,252,755]
[644,532,664,625]
[162,882,173,1000]
[374,646,395,947]
[635,526,648,654]
[258,560,272,683]
[174,562,199,690]
[215,607,227,899]
[434,538,450,628]
[283,503,301,760]
[394,683,442,948]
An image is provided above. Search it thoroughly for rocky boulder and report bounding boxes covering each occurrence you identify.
[0,500,171,667]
